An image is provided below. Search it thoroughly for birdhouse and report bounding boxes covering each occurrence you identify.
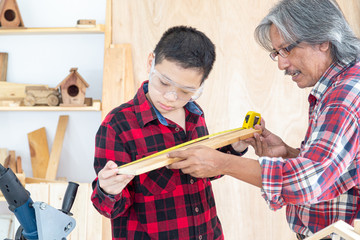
[57,68,89,106]
[0,0,24,28]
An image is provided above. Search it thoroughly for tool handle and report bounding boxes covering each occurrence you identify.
[61,181,79,215]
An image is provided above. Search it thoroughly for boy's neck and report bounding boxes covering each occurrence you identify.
[145,93,186,130]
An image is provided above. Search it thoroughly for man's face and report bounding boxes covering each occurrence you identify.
[269,24,333,88]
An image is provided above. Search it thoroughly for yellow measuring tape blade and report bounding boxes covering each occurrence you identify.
[118,126,245,169]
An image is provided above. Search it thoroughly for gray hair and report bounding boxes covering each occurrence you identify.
[254,0,360,64]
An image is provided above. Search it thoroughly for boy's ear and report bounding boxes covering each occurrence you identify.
[146,53,155,73]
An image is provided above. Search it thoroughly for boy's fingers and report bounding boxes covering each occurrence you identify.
[105,160,118,169]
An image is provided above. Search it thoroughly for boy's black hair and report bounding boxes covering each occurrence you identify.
[153,26,216,83]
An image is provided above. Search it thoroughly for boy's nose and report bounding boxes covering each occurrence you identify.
[163,91,178,101]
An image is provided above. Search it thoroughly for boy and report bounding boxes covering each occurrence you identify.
[91,26,247,240]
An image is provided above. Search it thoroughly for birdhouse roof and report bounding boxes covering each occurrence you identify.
[56,68,89,89]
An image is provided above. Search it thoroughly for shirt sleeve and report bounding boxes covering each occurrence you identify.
[91,121,134,219]
[259,104,359,210]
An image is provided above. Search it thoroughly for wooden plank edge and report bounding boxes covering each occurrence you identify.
[118,128,261,175]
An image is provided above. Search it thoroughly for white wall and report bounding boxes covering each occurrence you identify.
[0,0,106,184]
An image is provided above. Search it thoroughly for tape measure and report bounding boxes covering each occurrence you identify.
[242,111,261,129]
[118,111,261,170]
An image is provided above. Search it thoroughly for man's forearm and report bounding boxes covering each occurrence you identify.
[221,154,263,188]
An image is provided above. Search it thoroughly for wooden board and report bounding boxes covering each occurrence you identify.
[101,44,135,120]
[16,156,22,173]
[25,177,64,184]
[0,148,7,165]
[118,128,261,175]
[305,220,360,240]
[27,127,50,178]
[0,52,8,82]
[8,150,16,173]
[45,115,69,180]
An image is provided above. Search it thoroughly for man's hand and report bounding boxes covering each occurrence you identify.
[167,146,226,178]
[244,118,289,158]
[98,161,134,195]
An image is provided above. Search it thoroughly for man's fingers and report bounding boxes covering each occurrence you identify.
[167,149,191,159]
[168,158,192,169]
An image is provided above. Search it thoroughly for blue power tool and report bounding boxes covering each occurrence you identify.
[0,163,78,240]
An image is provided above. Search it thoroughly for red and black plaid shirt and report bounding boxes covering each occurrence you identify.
[91,81,242,240]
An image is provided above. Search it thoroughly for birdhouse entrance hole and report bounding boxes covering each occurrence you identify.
[4,9,15,21]
[67,85,79,97]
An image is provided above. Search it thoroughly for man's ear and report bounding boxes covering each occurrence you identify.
[146,53,155,73]
[319,41,331,52]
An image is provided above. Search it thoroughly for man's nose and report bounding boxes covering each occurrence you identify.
[277,56,290,70]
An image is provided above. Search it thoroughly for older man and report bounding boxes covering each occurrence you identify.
[168,0,360,239]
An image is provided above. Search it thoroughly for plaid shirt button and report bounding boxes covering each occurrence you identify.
[190,179,194,184]
[195,207,199,213]
[175,127,180,131]
[199,235,203,240]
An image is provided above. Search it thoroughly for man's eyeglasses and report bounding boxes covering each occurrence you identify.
[149,57,204,102]
[269,42,299,61]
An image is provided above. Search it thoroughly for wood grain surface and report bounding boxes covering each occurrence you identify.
[105,1,360,239]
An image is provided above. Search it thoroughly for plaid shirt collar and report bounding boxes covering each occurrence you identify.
[309,59,356,103]
[133,81,203,128]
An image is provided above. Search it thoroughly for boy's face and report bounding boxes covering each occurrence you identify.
[146,54,204,115]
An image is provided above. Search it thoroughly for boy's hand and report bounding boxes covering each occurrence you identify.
[98,161,134,196]
[231,140,249,153]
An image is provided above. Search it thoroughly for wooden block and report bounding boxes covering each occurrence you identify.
[0,148,7,165]
[76,19,96,28]
[27,127,50,178]
[101,44,135,120]
[16,156,22,173]
[3,154,10,168]
[45,115,69,180]
[0,82,48,101]
[0,52,8,82]
[77,19,96,25]
[15,172,25,186]
[118,128,261,175]
[8,150,16,173]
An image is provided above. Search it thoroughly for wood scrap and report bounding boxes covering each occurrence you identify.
[118,128,261,175]
[8,150,16,173]
[45,115,69,180]
[3,154,10,168]
[16,156,22,173]
[0,148,7,165]
[0,52,8,82]
[27,127,50,178]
